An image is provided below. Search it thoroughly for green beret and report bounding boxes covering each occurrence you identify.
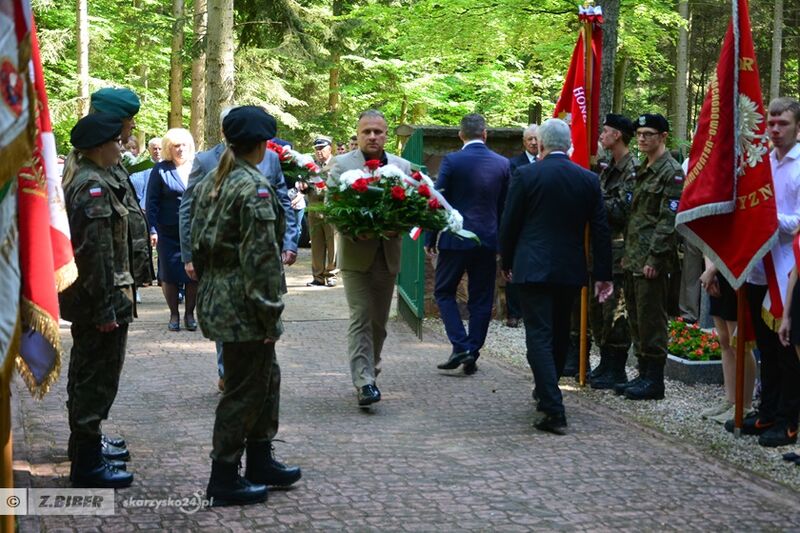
[90,88,140,118]
[70,113,122,149]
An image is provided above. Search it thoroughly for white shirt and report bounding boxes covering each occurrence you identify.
[462,139,485,149]
[526,151,537,163]
[747,143,800,285]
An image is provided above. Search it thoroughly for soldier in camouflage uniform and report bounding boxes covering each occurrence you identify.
[615,113,684,401]
[588,114,637,389]
[191,107,301,507]
[59,114,135,488]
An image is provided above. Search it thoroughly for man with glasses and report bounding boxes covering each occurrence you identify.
[615,113,683,401]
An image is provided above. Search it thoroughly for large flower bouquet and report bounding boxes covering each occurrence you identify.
[668,318,722,361]
[266,140,326,192]
[317,159,477,241]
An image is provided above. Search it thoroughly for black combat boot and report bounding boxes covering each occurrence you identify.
[207,460,268,506]
[588,348,611,382]
[71,441,133,488]
[624,360,665,400]
[245,441,302,487]
[614,357,645,395]
[591,347,629,390]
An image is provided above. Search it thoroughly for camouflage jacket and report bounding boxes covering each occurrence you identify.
[59,160,135,325]
[600,152,638,274]
[191,159,286,342]
[622,151,684,274]
[110,163,154,285]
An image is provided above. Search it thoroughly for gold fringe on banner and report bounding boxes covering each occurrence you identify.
[761,306,782,334]
[15,298,62,399]
[55,260,78,293]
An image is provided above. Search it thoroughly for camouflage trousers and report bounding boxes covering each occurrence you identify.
[623,272,669,364]
[67,322,128,458]
[211,340,280,464]
[589,273,631,352]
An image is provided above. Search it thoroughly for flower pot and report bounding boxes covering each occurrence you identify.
[664,354,723,385]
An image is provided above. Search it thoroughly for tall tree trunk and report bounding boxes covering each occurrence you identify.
[168,0,185,128]
[328,0,345,120]
[204,0,234,147]
[612,55,626,113]
[674,0,690,144]
[191,0,207,149]
[769,0,783,102]
[76,0,89,117]
[597,0,619,128]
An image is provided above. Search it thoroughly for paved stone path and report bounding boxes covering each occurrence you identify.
[11,249,800,531]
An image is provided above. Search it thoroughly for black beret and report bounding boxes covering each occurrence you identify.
[70,113,123,149]
[636,113,670,133]
[604,114,635,137]
[90,88,140,118]
[222,106,277,145]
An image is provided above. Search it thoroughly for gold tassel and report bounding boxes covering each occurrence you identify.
[15,298,62,399]
[54,260,78,293]
[761,306,782,334]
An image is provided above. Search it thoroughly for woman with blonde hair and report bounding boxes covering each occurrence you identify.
[146,128,197,331]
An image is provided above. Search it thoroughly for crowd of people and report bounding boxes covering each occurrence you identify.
[56,84,800,507]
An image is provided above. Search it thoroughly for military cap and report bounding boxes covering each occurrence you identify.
[70,113,123,149]
[90,88,141,118]
[313,136,332,148]
[222,106,277,144]
[636,113,670,133]
[604,114,635,137]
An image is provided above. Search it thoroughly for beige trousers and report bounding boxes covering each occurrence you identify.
[341,249,396,388]
[309,213,337,283]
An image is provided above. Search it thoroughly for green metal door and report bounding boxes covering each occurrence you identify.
[397,128,426,338]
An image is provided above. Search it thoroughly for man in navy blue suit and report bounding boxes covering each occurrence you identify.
[499,118,613,435]
[426,114,511,375]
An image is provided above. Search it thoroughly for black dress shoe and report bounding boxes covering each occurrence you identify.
[101,440,130,461]
[534,413,567,435]
[102,434,126,449]
[358,384,381,406]
[306,280,326,287]
[463,362,478,375]
[437,351,475,370]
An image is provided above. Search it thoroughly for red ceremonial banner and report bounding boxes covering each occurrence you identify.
[675,0,777,300]
[16,14,76,397]
[553,28,602,169]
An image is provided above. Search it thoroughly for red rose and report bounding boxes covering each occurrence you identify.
[391,186,406,201]
[305,162,320,172]
[417,184,431,198]
[365,159,382,171]
[351,178,369,193]
[315,181,326,189]
[428,198,441,209]
[411,171,423,181]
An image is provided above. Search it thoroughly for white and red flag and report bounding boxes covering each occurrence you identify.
[675,0,778,321]
[15,9,76,397]
[552,19,602,169]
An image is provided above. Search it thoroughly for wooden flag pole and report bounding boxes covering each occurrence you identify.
[578,8,595,387]
[1,321,20,533]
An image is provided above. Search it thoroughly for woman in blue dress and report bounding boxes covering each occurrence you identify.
[146,128,197,331]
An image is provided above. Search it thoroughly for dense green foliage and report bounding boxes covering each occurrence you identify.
[33,0,799,154]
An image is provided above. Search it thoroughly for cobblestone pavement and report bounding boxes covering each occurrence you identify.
[11,249,800,531]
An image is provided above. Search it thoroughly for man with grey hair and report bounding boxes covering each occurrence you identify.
[499,118,613,435]
[427,113,510,375]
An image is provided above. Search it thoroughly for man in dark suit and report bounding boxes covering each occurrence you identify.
[499,118,613,435]
[505,124,540,328]
[426,113,510,375]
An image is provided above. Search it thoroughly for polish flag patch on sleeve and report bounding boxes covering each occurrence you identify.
[89,187,103,197]
[257,188,271,198]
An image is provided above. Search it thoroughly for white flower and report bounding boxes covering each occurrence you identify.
[447,210,464,233]
[334,169,367,191]
[376,164,405,180]
[294,153,315,169]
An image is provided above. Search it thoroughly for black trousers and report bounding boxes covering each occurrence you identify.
[519,283,580,416]
[746,283,800,426]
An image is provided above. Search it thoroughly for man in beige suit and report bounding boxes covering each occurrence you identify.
[329,110,412,407]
